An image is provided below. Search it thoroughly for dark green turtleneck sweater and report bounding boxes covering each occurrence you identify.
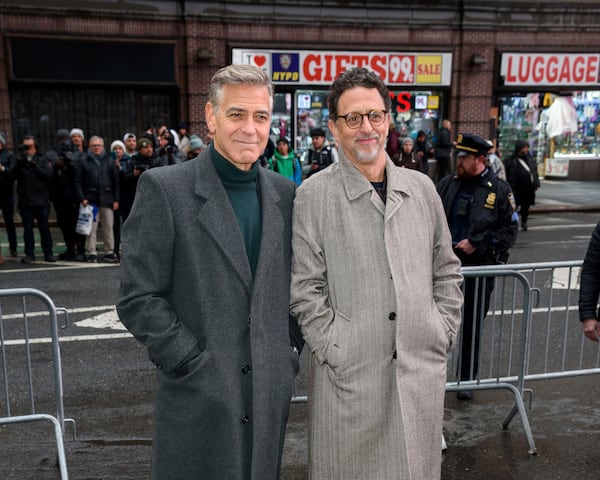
[211,144,262,277]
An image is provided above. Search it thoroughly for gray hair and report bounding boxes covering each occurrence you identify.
[208,64,273,112]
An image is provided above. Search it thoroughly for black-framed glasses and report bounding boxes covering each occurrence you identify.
[335,110,388,129]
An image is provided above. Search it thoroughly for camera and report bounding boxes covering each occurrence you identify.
[57,141,76,162]
[17,144,31,153]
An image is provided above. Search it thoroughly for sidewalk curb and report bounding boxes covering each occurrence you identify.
[530,205,600,214]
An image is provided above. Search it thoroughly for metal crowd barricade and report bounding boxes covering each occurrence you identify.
[445,266,537,454]
[506,260,600,382]
[0,288,75,479]
[457,260,600,383]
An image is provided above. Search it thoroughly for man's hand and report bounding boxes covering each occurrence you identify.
[582,318,600,342]
[454,238,475,255]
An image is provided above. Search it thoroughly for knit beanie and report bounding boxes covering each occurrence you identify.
[189,135,204,151]
[110,140,126,152]
[70,128,85,139]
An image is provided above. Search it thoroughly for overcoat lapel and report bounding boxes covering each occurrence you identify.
[193,154,253,292]
[252,167,284,293]
[384,161,410,223]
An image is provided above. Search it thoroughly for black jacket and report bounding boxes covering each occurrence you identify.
[75,150,120,207]
[10,151,53,208]
[437,168,518,265]
[46,145,78,205]
[0,148,15,199]
[435,127,452,159]
[579,221,600,322]
[504,152,540,206]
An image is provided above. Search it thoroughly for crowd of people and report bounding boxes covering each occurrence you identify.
[0,125,208,264]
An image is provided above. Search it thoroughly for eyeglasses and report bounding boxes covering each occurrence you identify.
[335,110,388,129]
[90,144,103,148]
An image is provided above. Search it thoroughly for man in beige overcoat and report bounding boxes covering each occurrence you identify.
[290,67,463,479]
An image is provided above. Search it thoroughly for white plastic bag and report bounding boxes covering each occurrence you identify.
[76,204,95,236]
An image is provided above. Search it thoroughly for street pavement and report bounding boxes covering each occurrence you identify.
[0,178,599,479]
[531,178,600,213]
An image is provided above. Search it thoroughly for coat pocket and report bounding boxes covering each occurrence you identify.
[433,307,456,353]
[324,309,353,376]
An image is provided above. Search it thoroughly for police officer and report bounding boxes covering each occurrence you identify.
[302,127,338,177]
[437,133,518,400]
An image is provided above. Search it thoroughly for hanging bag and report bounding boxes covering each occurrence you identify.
[76,203,95,236]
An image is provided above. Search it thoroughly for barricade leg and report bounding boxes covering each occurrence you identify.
[0,413,69,479]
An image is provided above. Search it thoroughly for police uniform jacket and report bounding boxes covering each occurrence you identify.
[437,168,518,266]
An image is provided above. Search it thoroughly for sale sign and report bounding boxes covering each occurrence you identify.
[231,49,452,86]
[500,53,600,86]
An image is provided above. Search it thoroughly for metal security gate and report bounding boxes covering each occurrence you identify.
[446,267,537,454]
[10,85,178,152]
[0,288,74,479]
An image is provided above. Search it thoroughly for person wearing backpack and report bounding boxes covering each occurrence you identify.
[268,137,302,185]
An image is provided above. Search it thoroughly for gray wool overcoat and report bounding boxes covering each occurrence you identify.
[117,150,300,480]
[290,153,463,480]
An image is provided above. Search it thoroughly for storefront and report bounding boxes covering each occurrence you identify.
[497,52,600,179]
[232,48,453,159]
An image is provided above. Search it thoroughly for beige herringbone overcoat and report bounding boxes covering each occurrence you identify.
[291,153,463,479]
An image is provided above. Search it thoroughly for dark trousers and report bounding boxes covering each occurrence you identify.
[54,201,79,253]
[459,275,495,381]
[113,210,122,257]
[1,194,17,252]
[519,203,532,226]
[434,156,450,183]
[20,205,53,258]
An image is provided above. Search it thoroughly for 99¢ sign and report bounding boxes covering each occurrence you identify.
[389,55,415,83]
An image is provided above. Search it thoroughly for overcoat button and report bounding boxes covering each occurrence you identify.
[242,365,251,374]
[248,317,251,326]
[388,312,397,320]
[241,415,250,424]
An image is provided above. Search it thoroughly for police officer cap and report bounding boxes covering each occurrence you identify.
[310,127,326,137]
[455,133,491,157]
[137,137,153,150]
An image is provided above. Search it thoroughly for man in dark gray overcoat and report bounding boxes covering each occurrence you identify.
[117,64,302,479]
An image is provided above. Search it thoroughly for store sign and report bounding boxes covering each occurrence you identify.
[232,49,452,86]
[500,53,600,86]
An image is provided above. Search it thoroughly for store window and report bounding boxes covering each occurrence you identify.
[498,91,600,164]
[272,92,292,141]
[388,90,445,144]
[294,89,331,159]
